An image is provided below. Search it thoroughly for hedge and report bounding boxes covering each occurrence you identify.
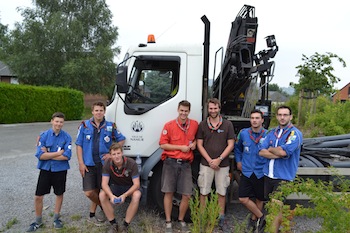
[0,83,84,123]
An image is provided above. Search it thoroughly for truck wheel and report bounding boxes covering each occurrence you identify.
[150,164,192,222]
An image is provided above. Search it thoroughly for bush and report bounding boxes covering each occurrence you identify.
[0,83,84,123]
[265,169,350,233]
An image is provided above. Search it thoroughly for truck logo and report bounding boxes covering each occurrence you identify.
[131,121,144,132]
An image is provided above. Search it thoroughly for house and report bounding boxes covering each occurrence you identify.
[332,82,350,103]
[268,91,289,105]
[0,61,18,84]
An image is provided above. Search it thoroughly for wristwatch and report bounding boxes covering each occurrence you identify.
[219,156,224,161]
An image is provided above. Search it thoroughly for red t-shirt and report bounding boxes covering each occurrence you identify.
[159,118,198,162]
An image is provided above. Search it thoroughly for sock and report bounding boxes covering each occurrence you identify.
[109,219,116,225]
[90,212,95,218]
[166,221,172,228]
[178,220,186,227]
[123,221,129,227]
[35,216,42,225]
[53,213,60,221]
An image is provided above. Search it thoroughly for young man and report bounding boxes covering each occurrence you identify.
[99,143,141,233]
[259,105,303,233]
[76,102,126,225]
[196,98,235,232]
[27,112,72,232]
[159,100,198,233]
[234,109,267,232]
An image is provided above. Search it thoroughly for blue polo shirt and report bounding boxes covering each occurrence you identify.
[35,129,72,172]
[259,124,303,181]
[234,127,267,179]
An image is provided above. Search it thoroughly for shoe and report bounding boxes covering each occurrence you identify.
[246,218,257,233]
[165,222,172,233]
[107,223,119,233]
[218,217,229,233]
[178,220,190,233]
[53,219,63,229]
[26,222,43,232]
[87,216,106,227]
[257,214,266,233]
[96,209,107,222]
[121,224,129,233]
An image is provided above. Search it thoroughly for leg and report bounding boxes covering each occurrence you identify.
[85,189,101,213]
[125,190,142,223]
[178,194,191,221]
[200,194,207,209]
[164,192,174,222]
[54,194,64,215]
[99,190,115,221]
[34,195,44,217]
[218,194,226,216]
[239,197,263,219]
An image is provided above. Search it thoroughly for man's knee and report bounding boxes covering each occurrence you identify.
[34,195,44,202]
[85,189,98,199]
[99,190,108,201]
[239,197,249,205]
[131,190,142,202]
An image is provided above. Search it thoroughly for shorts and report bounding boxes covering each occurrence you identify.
[161,158,193,196]
[238,173,265,201]
[83,163,103,191]
[264,176,287,202]
[110,184,132,197]
[35,169,67,196]
[197,164,230,196]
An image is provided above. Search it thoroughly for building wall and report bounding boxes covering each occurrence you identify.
[333,82,350,103]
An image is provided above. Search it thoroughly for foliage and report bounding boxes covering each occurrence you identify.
[265,170,350,233]
[0,83,84,123]
[189,189,221,233]
[292,52,346,96]
[0,0,119,95]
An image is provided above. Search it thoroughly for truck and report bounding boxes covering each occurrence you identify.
[105,4,350,216]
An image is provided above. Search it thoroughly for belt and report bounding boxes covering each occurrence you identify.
[166,157,190,164]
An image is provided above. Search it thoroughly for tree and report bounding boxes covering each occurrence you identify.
[291,52,346,123]
[0,0,119,95]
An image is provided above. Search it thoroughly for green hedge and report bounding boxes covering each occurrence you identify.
[0,83,84,123]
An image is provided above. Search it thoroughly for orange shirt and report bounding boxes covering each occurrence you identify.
[159,119,198,162]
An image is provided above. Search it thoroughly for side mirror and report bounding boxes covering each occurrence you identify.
[116,66,128,93]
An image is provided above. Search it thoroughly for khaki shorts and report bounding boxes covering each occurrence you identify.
[197,164,230,196]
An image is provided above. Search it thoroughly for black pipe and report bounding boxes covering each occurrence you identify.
[201,15,210,121]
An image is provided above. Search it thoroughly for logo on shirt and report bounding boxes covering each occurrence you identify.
[131,121,144,133]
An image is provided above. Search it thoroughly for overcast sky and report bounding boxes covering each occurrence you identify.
[1,0,349,89]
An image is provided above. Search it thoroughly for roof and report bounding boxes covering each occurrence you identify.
[0,61,15,76]
[269,91,289,102]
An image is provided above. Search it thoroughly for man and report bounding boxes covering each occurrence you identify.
[99,143,141,233]
[159,100,198,233]
[234,109,267,232]
[27,112,72,232]
[76,101,126,225]
[196,98,235,232]
[259,105,303,233]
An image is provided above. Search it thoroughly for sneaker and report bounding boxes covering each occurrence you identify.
[246,218,257,233]
[107,223,119,233]
[257,214,266,233]
[53,219,63,229]
[26,222,43,232]
[87,216,105,227]
[178,221,190,233]
[165,222,173,233]
[96,209,107,222]
[218,217,229,233]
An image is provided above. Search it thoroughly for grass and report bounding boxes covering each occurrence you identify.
[0,218,18,232]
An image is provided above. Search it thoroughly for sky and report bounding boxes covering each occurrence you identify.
[1,0,349,89]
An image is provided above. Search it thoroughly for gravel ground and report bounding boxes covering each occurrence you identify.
[0,122,322,233]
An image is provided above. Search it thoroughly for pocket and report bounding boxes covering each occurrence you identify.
[224,174,231,188]
[197,171,204,188]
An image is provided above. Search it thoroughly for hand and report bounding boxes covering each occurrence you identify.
[180,145,190,153]
[40,147,47,153]
[209,158,220,170]
[79,163,88,177]
[189,142,196,150]
[237,162,242,172]
[102,153,111,161]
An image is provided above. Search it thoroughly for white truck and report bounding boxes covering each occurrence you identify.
[105,4,350,216]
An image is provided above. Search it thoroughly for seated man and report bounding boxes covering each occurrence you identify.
[99,143,142,233]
